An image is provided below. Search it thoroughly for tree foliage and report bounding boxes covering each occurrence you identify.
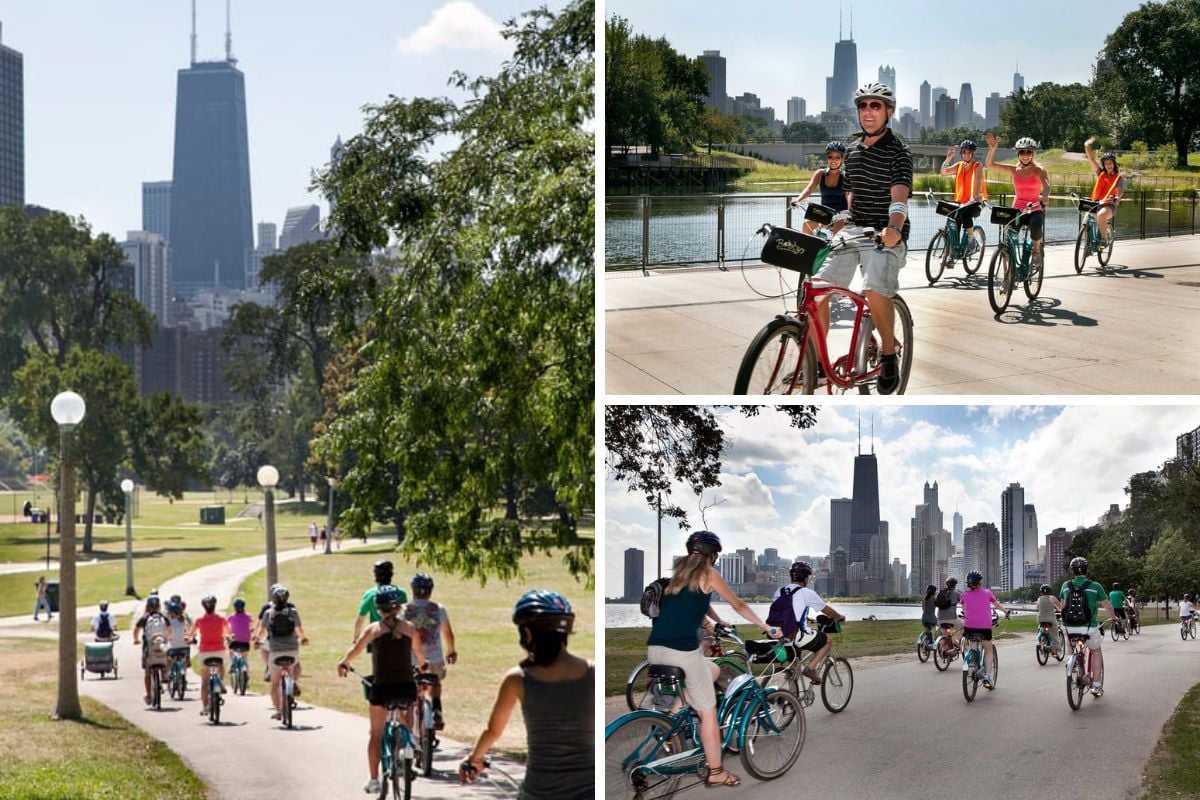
[998,83,1105,151]
[129,392,209,501]
[782,122,831,143]
[698,108,741,153]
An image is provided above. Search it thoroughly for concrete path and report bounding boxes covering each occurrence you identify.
[606,623,1200,800]
[0,539,527,799]
[605,235,1200,394]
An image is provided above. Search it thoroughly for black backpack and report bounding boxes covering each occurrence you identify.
[95,612,113,639]
[1062,581,1091,626]
[269,607,296,638]
[765,586,801,640]
[934,589,953,610]
[639,578,670,619]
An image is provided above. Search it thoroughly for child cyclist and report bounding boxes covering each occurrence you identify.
[960,571,1010,689]
[459,590,593,800]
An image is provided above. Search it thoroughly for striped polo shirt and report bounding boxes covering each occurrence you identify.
[844,128,914,240]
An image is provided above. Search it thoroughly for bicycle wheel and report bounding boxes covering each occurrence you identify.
[238,666,248,695]
[1024,248,1043,300]
[420,702,435,777]
[152,667,162,710]
[1191,623,1197,641]
[990,647,999,687]
[962,650,979,702]
[739,689,805,781]
[932,638,951,672]
[925,230,947,285]
[1067,653,1086,710]
[605,711,685,800]
[987,247,1012,315]
[1182,623,1188,641]
[1036,634,1049,666]
[917,633,930,663]
[964,226,986,274]
[400,747,413,800]
[733,317,816,395]
[209,676,221,724]
[820,658,853,713]
[1098,231,1114,266]
[281,676,294,728]
[625,661,656,712]
[889,295,914,396]
[1110,621,1118,641]
[1055,630,1066,660]
[1074,227,1089,273]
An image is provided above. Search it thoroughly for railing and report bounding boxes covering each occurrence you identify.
[605,190,1199,274]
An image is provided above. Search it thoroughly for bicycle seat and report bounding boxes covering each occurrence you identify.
[203,656,223,667]
[1067,633,1091,641]
[647,664,686,683]
[415,672,440,686]
[963,632,987,641]
[273,655,296,667]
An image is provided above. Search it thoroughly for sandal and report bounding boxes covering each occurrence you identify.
[802,667,822,686]
[705,766,741,788]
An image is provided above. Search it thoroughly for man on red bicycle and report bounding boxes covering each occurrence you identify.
[1083,137,1124,245]
[1060,556,1119,697]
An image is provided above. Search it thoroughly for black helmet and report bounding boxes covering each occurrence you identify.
[966,571,983,586]
[411,572,434,592]
[825,141,847,154]
[685,530,722,557]
[1040,584,1052,594]
[1100,151,1118,166]
[374,584,403,610]
[959,139,977,152]
[99,600,109,611]
[926,584,937,594]
[946,577,958,588]
[1112,582,1121,589]
[1070,556,1088,575]
[512,589,575,634]
[373,560,394,583]
[271,584,290,604]
[146,595,161,610]
[201,594,217,611]
[233,597,246,610]
[789,561,813,582]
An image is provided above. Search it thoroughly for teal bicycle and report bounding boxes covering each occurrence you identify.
[1071,192,1116,273]
[606,668,805,799]
[168,649,190,701]
[987,203,1043,314]
[924,191,986,284]
[350,667,417,800]
[625,625,749,712]
[962,613,1006,702]
[229,642,250,695]
[202,655,225,724]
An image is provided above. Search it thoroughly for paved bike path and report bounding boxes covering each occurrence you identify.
[1,540,527,799]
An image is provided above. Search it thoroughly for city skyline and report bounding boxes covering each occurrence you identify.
[2,1,550,240]
[605,0,1142,120]
[604,405,1199,595]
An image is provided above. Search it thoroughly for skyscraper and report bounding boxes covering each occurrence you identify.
[830,498,852,557]
[877,64,895,94]
[1177,422,1200,469]
[1013,63,1025,94]
[957,83,974,128]
[1001,483,1026,590]
[279,205,323,251]
[623,547,644,602]
[245,221,277,290]
[0,23,24,207]
[985,92,1003,129]
[787,97,806,125]
[953,510,964,548]
[934,94,957,131]
[120,231,171,326]
[964,522,1000,587]
[142,181,172,241]
[169,9,253,297]
[849,427,880,568]
[826,11,858,112]
[919,81,931,129]
[1046,528,1074,582]
[699,50,728,112]
[1023,503,1039,572]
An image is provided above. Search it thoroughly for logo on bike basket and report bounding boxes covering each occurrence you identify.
[775,240,806,256]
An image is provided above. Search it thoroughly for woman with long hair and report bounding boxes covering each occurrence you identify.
[1083,136,1124,244]
[647,530,779,788]
[986,132,1050,267]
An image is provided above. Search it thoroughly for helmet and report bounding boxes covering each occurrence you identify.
[512,589,575,634]
[946,577,958,588]
[1112,582,1121,589]
[166,601,183,614]
[966,571,983,586]
[99,600,109,611]
[201,594,216,611]
[789,561,813,582]
[233,598,246,610]
[959,139,977,151]
[926,584,937,594]
[685,530,722,557]
[825,141,847,155]
[271,585,290,603]
[169,594,182,605]
[1186,593,1193,602]
[146,595,161,609]
[1014,137,1038,151]
[853,82,896,109]
[1069,556,1088,575]
[1040,584,1052,595]
[411,572,434,592]
[1100,150,1118,164]
[374,584,404,610]
[373,560,394,583]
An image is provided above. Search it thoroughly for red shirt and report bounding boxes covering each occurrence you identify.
[194,613,227,653]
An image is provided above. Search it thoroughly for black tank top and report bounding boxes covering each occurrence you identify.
[371,619,414,684]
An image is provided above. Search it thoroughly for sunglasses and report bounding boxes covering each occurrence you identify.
[856,100,885,111]
[1018,149,1034,156]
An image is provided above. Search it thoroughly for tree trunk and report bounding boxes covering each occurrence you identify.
[393,508,407,544]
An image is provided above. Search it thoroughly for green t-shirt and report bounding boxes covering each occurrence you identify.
[1108,589,1127,611]
[1060,577,1106,626]
[358,586,408,622]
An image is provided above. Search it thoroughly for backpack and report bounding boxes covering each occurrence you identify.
[765,586,801,640]
[1062,580,1091,626]
[934,588,953,610]
[95,612,114,639]
[142,612,167,641]
[269,607,296,638]
[639,578,670,619]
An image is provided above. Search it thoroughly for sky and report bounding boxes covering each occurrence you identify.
[604,0,1144,118]
[3,0,562,240]
[604,405,1200,596]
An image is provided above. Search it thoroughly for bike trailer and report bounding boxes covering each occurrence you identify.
[990,206,1020,226]
[760,225,829,275]
[81,641,117,678]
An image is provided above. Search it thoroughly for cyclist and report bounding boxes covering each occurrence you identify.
[165,600,193,682]
[811,82,912,394]
[935,577,962,658]
[459,590,593,800]
[1083,137,1124,244]
[792,141,849,235]
[337,584,419,796]
[1036,583,1064,657]
[254,584,309,720]
[403,572,458,730]
[985,132,1049,268]
[920,584,938,649]
[961,571,1009,689]
[227,596,253,663]
[91,600,117,641]
[1108,582,1128,634]
[193,594,230,716]
[1125,589,1139,629]
[132,594,169,705]
[937,139,986,267]
[354,560,408,649]
[643,530,779,788]
[768,561,846,684]
[1179,593,1194,629]
[1060,556,1119,697]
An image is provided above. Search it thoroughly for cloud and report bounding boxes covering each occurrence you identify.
[395,1,509,56]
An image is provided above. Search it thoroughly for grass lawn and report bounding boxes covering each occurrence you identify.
[232,544,595,756]
[0,637,206,800]
[1140,681,1200,799]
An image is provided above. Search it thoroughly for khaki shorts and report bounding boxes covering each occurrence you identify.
[271,649,300,669]
[814,238,907,298]
[1063,626,1102,651]
[647,645,717,712]
[196,650,227,674]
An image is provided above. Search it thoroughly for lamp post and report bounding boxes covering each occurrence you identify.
[257,465,279,598]
[325,477,336,555]
[121,479,135,596]
[50,390,85,720]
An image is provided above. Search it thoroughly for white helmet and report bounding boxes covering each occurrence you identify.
[1014,137,1039,151]
[854,82,896,109]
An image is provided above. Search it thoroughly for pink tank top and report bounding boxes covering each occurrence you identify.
[1012,168,1041,209]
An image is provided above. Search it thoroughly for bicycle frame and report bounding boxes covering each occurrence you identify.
[795,281,881,391]
[997,216,1034,278]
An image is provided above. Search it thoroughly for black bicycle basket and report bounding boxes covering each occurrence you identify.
[1077,198,1100,213]
[803,202,836,225]
[935,199,959,217]
[760,225,828,275]
[990,206,1020,226]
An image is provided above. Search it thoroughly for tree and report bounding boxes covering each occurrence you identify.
[1095,0,1200,168]
[312,1,594,584]
[698,108,741,154]
[782,122,831,143]
[1142,528,1200,604]
[129,392,209,501]
[999,83,1104,151]
[1121,470,1168,555]
[919,126,990,147]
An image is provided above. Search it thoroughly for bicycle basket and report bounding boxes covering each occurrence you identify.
[803,202,835,225]
[935,199,959,217]
[1077,198,1100,214]
[746,639,798,664]
[760,225,829,275]
[815,613,842,634]
[990,206,1020,226]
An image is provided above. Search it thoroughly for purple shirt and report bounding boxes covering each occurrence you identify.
[961,588,997,629]
[228,612,254,642]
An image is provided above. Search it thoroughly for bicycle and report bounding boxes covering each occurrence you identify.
[168,650,189,701]
[461,757,521,793]
[986,203,1043,314]
[349,666,419,800]
[924,191,986,284]
[146,634,168,710]
[625,624,750,712]
[931,623,964,672]
[961,614,1004,702]
[228,642,250,696]
[916,624,937,664]
[745,618,853,714]
[1109,614,1130,642]
[734,212,913,395]
[1070,192,1116,273]
[414,671,439,777]
[606,666,805,799]
[1181,616,1197,641]
[274,654,300,729]
[1127,608,1141,635]
[202,656,225,724]
[1065,632,1104,710]
[1035,615,1066,666]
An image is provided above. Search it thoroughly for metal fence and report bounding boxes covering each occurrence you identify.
[606,190,1199,273]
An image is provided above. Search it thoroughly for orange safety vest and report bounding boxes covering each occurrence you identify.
[954,161,987,203]
[1091,171,1121,202]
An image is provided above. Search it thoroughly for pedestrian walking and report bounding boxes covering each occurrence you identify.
[33,576,52,621]
[309,521,318,550]
[334,526,343,550]
[319,526,328,546]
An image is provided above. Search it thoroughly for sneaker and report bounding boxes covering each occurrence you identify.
[982,674,994,690]
[1091,683,1104,697]
[877,353,900,395]
[144,695,152,705]
[433,710,445,731]
[801,667,822,686]
[363,778,381,794]
[271,711,282,720]
[200,708,208,717]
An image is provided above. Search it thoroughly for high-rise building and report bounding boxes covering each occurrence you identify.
[831,548,848,597]
[957,83,974,129]
[984,92,1003,129]
[120,231,172,326]
[924,481,943,534]
[787,97,806,125]
[1177,423,1200,469]
[878,64,895,94]
[623,548,644,602]
[1013,63,1025,94]
[735,548,756,581]
[892,558,908,596]
[1001,483,1026,590]
[718,553,746,587]
[245,221,278,291]
[142,181,172,240]
[1023,503,1039,572]
[849,439,880,568]
[934,94,957,131]
[964,521,1000,587]
[1046,528,1074,582]
[826,13,858,112]
[830,498,852,557]
[761,548,780,573]
[0,23,24,207]
[919,81,931,129]
[869,525,889,587]
[279,205,323,252]
[169,13,253,297]
[953,510,964,548]
[699,50,728,112]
